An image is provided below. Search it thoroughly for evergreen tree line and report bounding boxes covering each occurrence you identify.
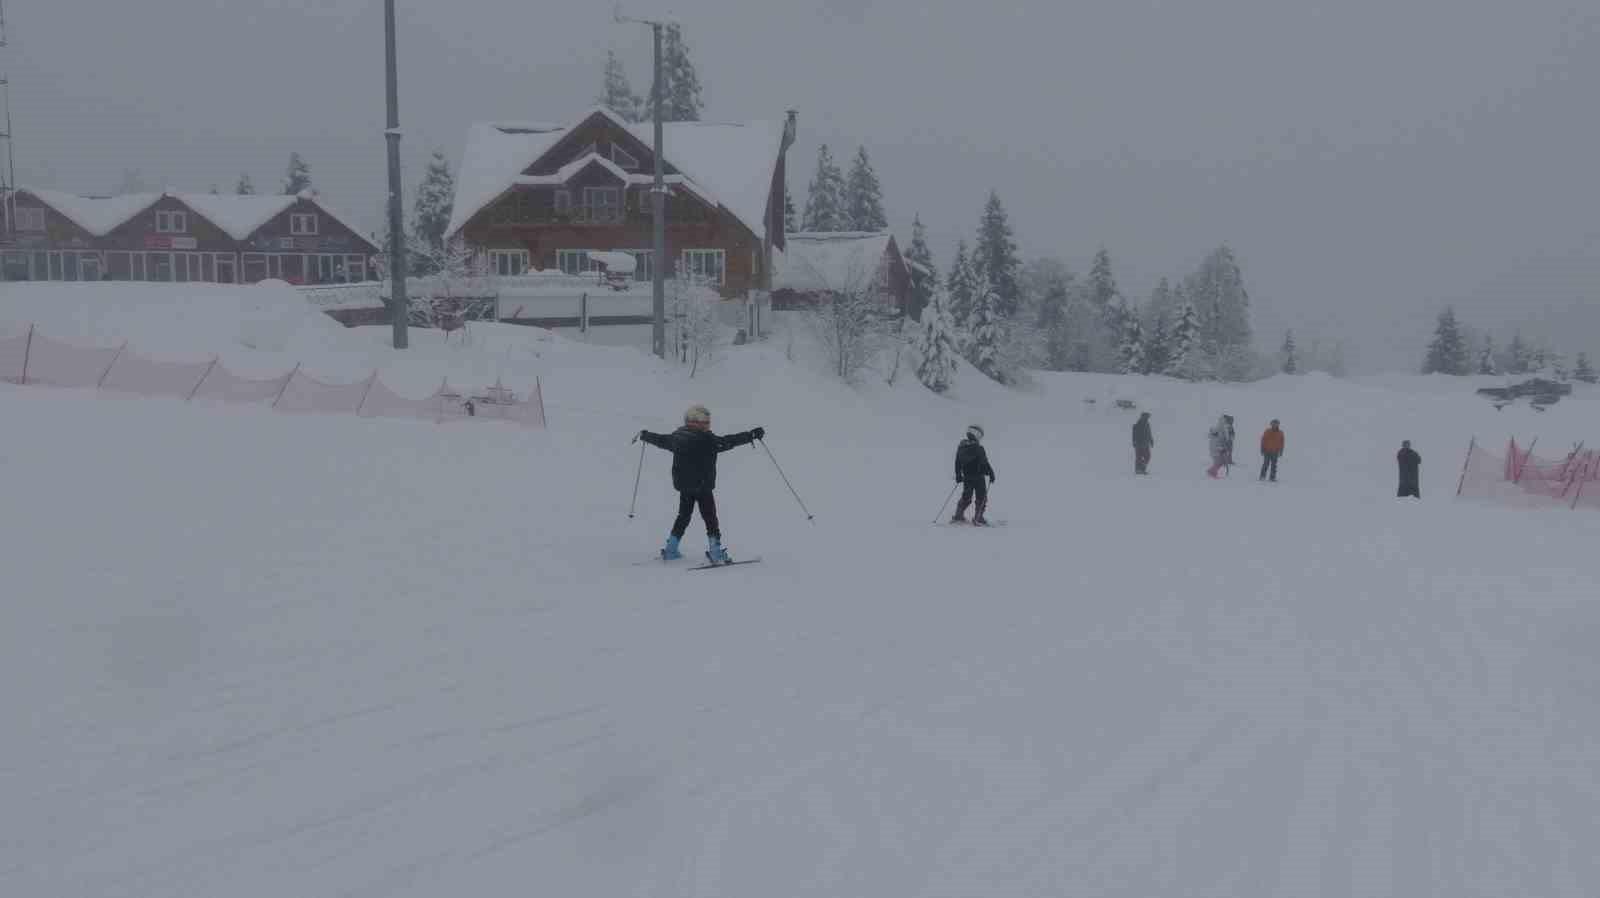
[595,27,705,124]
[798,144,887,233]
[1422,307,1596,382]
[228,152,315,197]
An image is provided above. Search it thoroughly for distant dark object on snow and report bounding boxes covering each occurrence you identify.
[1477,377,1572,411]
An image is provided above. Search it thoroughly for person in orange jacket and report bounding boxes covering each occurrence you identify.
[1259,419,1285,482]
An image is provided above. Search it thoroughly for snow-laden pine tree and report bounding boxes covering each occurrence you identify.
[966,280,1003,382]
[1115,298,1146,375]
[844,147,888,232]
[646,24,704,122]
[282,153,312,195]
[1574,352,1597,384]
[784,184,798,235]
[597,50,643,122]
[1143,313,1171,376]
[235,173,256,195]
[1035,270,1076,371]
[944,240,979,337]
[1280,330,1298,374]
[1422,307,1469,375]
[1506,333,1532,374]
[1165,300,1201,379]
[904,215,937,322]
[1086,248,1125,372]
[914,282,960,393]
[1477,335,1499,375]
[1146,277,1178,329]
[1184,245,1252,360]
[801,145,847,232]
[411,150,456,265]
[972,190,1021,318]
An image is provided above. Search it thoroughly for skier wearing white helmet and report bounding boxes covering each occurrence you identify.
[950,425,997,525]
[639,404,764,563]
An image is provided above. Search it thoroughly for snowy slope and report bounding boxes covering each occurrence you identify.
[3,298,1599,897]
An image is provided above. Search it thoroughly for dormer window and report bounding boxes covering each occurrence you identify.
[611,144,641,171]
[289,213,319,236]
[13,206,47,231]
[155,209,187,234]
[577,141,598,160]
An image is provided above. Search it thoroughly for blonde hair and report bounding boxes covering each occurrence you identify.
[684,404,711,424]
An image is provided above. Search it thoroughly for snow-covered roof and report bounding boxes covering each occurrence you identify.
[446,107,786,242]
[772,232,905,293]
[18,187,377,250]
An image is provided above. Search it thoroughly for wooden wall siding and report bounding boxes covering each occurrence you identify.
[247,198,377,255]
[5,196,100,249]
[525,116,674,179]
[101,196,237,252]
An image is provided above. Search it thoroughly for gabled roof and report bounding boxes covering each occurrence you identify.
[17,188,377,251]
[773,231,907,293]
[447,106,787,242]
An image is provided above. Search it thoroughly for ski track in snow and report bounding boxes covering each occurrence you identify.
[3,326,1600,897]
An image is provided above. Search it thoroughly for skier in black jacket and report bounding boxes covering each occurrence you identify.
[639,404,764,562]
[1397,440,1421,498]
[951,425,996,525]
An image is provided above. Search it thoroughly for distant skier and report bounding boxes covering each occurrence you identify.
[1206,414,1235,478]
[1259,419,1285,482]
[1397,440,1422,498]
[951,425,996,525]
[638,405,764,563]
[1132,411,1154,475]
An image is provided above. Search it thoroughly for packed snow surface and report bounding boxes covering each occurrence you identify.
[4,286,1599,897]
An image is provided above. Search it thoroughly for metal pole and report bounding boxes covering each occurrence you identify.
[383,0,409,350]
[651,22,666,359]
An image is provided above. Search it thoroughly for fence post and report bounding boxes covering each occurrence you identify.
[186,356,219,402]
[580,292,588,333]
[355,370,378,415]
[1571,452,1593,510]
[19,323,34,385]
[534,376,546,429]
[96,340,129,390]
[271,363,301,409]
[1514,436,1538,483]
[1455,436,1476,497]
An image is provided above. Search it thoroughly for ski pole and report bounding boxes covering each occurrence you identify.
[933,482,959,524]
[759,439,814,522]
[627,435,645,519]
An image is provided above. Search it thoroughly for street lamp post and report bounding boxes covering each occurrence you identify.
[615,7,669,360]
[383,0,409,349]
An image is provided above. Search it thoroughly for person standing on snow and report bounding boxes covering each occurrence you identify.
[951,425,996,525]
[1132,411,1155,475]
[638,405,764,563]
[1259,419,1285,482]
[1397,440,1422,498]
[1206,415,1235,478]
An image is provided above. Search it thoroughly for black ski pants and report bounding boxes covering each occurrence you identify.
[1259,452,1280,481]
[955,479,988,517]
[672,490,721,539]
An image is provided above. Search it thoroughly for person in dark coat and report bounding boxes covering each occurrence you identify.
[1397,440,1421,498]
[951,425,996,525]
[1132,412,1154,475]
[639,404,763,561]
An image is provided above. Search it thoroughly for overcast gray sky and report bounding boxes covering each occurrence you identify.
[8,0,1597,370]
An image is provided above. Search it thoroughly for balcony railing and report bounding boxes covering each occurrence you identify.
[561,205,625,224]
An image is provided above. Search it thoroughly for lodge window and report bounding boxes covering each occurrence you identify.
[611,144,641,170]
[680,249,725,285]
[488,249,529,276]
[557,248,652,280]
[290,213,319,236]
[13,206,47,231]
[554,190,572,213]
[155,210,188,234]
[581,187,622,222]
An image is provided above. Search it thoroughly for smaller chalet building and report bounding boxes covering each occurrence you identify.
[447,107,796,300]
[772,231,912,315]
[1,189,378,285]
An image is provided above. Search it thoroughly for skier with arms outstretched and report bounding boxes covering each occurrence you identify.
[638,405,764,564]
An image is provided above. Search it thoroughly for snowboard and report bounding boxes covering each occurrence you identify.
[689,557,762,571]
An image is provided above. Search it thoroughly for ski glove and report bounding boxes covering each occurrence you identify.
[751,427,766,441]
[989,472,996,483]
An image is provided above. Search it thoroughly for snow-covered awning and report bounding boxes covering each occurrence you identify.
[587,251,637,274]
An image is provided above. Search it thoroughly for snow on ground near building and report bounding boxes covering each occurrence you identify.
[3,287,1600,896]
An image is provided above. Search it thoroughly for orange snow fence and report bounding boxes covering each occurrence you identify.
[0,324,546,430]
[1457,436,1599,510]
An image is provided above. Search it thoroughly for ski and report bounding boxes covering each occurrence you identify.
[688,557,762,571]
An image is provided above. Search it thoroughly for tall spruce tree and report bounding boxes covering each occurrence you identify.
[945,241,979,337]
[235,173,256,195]
[1166,300,1201,379]
[646,24,704,122]
[1422,307,1470,375]
[1115,298,1146,375]
[972,191,1021,317]
[801,145,847,232]
[1087,248,1124,372]
[1185,245,1251,352]
[1574,352,1597,383]
[844,146,888,231]
[784,184,798,235]
[598,50,644,122]
[1036,271,1076,371]
[1143,313,1171,376]
[914,283,960,393]
[966,280,1003,381]
[1280,330,1298,374]
[1507,333,1533,374]
[282,153,312,195]
[411,150,456,261]
[1477,335,1499,375]
[904,215,937,321]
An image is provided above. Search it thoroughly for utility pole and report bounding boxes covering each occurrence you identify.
[383,0,409,349]
[615,6,670,359]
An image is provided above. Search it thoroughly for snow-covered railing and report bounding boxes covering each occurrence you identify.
[0,324,546,429]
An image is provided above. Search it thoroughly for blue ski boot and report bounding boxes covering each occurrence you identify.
[705,537,731,565]
[660,535,683,561]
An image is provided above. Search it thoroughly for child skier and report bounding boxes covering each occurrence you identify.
[1206,414,1235,478]
[638,405,764,563]
[951,425,997,525]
